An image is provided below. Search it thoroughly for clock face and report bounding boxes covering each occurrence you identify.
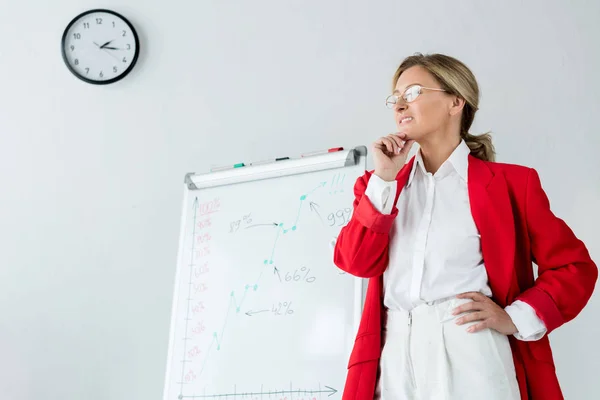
[61,9,140,84]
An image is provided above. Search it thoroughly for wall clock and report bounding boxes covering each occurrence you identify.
[61,9,140,84]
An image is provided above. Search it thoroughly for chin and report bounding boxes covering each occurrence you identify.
[401,130,422,141]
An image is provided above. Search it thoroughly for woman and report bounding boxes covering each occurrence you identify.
[333,53,597,400]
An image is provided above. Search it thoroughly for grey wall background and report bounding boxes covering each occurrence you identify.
[1,0,598,399]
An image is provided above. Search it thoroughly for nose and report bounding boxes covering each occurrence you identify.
[394,100,407,112]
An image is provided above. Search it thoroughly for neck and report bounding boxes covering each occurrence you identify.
[418,134,462,175]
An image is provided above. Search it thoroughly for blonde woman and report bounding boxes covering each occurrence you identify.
[334,53,597,400]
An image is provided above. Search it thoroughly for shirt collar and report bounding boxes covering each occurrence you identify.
[407,139,470,186]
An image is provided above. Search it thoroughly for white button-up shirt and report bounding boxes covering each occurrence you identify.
[364,140,546,341]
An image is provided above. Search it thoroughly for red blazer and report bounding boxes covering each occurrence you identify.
[333,155,597,400]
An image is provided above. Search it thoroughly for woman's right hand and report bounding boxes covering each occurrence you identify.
[372,133,416,181]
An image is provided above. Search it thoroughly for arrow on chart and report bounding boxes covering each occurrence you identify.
[273,266,282,282]
[307,181,327,195]
[244,309,269,316]
[309,201,324,224]
[245,222,279,229]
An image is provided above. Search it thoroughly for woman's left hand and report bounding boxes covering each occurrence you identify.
[452,292,517,335]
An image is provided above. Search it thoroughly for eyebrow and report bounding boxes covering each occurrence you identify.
[393,83,422,94]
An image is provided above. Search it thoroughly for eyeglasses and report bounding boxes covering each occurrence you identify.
[385,85,447,109]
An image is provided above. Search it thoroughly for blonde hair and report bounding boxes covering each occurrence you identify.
[392,53,495,162]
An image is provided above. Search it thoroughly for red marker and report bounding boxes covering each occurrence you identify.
[301,147,344,157]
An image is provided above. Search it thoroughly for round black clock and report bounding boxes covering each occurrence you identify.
[61,9,140,84]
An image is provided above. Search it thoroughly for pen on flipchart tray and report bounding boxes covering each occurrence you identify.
[300,147,344,157]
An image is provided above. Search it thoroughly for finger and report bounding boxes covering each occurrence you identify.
[455,311,486,325]
[373,139,391,155]
[373,141,386,152]
[456,292,488,302]
[387,134,405,150]
[466,321,488,333]
[451,301,485,315]
[380,137,397,154]
[394,132,408,140]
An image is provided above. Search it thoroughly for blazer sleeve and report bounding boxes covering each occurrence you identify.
[333,170,399,278]
[515,168,598,334]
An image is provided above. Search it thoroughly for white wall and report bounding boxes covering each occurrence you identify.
[0,0,598,399]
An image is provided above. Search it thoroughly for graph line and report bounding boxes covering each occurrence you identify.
[183,179,330,389]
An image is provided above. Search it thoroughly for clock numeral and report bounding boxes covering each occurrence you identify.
[122,57,127,63]
[73,33,81,40]
[122,30,127,37]
[85,68,90,75]
[96,18,103,25]
[70,45,75,51]
[126,44,131,50]
[113,66,118,73]
[99,71,104,78]
[74,59,79,66]
[112,21,116,28]
[83,22,90,29]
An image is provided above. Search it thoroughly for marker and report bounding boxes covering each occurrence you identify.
[300,147,344,158]
[210,162,245,172]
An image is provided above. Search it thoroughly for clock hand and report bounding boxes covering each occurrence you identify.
[99,40,115,49]
[103,46,122,50]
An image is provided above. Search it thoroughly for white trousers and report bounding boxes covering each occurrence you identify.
[375,297,521,400]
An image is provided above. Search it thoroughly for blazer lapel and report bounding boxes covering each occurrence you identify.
[468,155,516,307]
[393,157,416,204]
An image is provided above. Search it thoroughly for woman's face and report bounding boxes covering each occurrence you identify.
[392,65,455,141]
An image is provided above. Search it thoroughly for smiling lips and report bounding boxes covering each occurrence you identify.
[399,116,413,124]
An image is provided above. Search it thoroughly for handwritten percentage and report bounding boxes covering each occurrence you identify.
[187,346,201,358]
[184,369,197,382]
[194,263,210,277]
[193,283,208,293]
[198,198,220,215]
[192,301,205,314]
[194,246,211,259]
[192,321,206,335]
[284,267,316,283]
[196,233,212,244]
[272,301,294,316]
[197,218,212,229]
